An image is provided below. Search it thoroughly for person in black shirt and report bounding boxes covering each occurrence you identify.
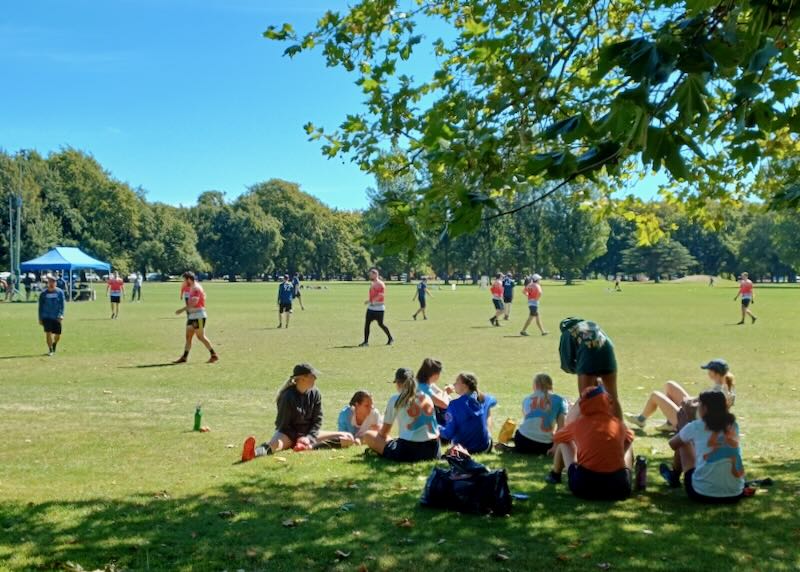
[240,363,355,461]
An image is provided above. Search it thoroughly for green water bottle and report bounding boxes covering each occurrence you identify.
[193,404,202,432]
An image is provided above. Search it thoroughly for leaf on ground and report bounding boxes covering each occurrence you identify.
[218,510,236,520]
[274,456,288,462]
[437,538,446,544]
[102,390,112,394]
[153,490,170,499]
[334,550,351,559]
[396,518,414,528]
[557,554,571,562]
[226,444,235,448]
[494,552,510,561]
[348,482,360,489]
[282,517,307,527]
[597,563,613,570]
[642,529,654,534]
[246,548,258,558]
[340,503,355,512]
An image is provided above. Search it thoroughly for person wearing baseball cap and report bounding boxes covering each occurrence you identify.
[733,272,757,325]
[362,367,440,462]
[520,274,548,336]
[625,358,736,433]
[241,363,356,461]
[277,274,295,329]
[38,274,66,356]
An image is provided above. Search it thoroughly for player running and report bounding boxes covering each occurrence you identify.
[277,274,295,329]
[733,272,757,325]
[520,274,548,336]
[292,272,305,311]
[38,275,65,356]
[412,276,432,320]
[359,268,394,347]
[502,271,515,320]
[174,271,218,363]
[106,271,124,319]
[489,273,505,327]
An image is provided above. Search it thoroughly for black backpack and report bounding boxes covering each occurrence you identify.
[420,445,512,516]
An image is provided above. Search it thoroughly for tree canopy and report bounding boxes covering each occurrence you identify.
[265,0,800,249]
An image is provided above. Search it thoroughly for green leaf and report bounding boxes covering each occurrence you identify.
[685,0,718,16]
[769,79,798,100]
[747,40,780,73]
[673,74,709,125]
[576,142,622,174]
[664,146,690,180]
[731,143,762,165]
[463,18,489,37]
[768,184,800,210]
[543,114,594,143]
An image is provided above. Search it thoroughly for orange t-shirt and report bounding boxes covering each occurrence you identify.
[108,278,124,293]
[553,391,633,473]
[525,282,542,302]
[738,280,753,297]
[490,280,503,299]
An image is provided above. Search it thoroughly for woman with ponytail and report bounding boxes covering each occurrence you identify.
[668,391,745,503]
[362,367,440,462]
[241,363,355,461]
[441,372,497,454]
[512,373,568,455]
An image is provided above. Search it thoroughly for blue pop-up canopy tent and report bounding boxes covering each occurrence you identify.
[21,247,110,300]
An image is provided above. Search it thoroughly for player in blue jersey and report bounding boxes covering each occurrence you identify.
[412,276,432,320]
[502,271,516,320]
[277,275,295,329]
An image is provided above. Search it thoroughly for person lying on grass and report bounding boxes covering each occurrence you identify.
[440,372,497,454]
[241,363,355,461]
[337,390,383,444]
[559,317,622,420]
[625,358,736,432]
[362,367,440,462]
[545,385,635,501]
[666,391,745,503]
[416,357,451,428]
[509,373,568,455]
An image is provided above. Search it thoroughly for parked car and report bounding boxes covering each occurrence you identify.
[146,272,167,282]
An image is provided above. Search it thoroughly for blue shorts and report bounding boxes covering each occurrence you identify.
[528,304,539,316]
[492,299,504,311]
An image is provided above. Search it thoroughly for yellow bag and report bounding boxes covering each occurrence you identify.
[498,418,517,444]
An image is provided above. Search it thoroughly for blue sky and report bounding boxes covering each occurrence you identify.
[0,1,663,210]
[0,0,377,210]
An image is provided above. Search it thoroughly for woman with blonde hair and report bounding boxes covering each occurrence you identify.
[512,373,568,454]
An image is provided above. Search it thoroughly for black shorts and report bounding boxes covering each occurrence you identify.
[110,294,121,303]
[42,318,62,335]
[382,438,440,462]
[419,298,427,309]
[279,302,293,313]
[512,431,551,455]
[528,304,539,316]
[366,309,385,321]
[567,464,631,501]
[741,298,751,307]
[492,299,505,311]
[503,295,513,304]
[684,469,742,504]
[187,318,207,329]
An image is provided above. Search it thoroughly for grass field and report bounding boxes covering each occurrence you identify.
[1,280,799,572]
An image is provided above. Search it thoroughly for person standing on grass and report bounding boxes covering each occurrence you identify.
[614,275,622,292]
[412,276,432,320]
[362,367,440,462]
[173,271,218,364]
[667,391,745,503]
[277,274,295,329]
[545,385,635,501]
[131,272,142,302]
[489,273,505,327]
[359,268,394,347]
[22,274,33,302]
[559,317,623,420]
[520,274,548,336]
[502,271,516,320]
[733,272,757,325]
[241,363,356,460]
[38,275,65,356]
[292,272,305,311]
[106,272,124,319]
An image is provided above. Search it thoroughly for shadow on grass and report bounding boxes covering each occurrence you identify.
[330,345,364,350]
[0,457,797,572]
[0,354,47,360]
[118,363,179,369]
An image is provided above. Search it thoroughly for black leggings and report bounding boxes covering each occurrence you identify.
[364,309,392,343]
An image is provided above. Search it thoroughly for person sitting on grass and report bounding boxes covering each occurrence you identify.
[337,390,383,443]
[510,373,568,455]
[441,372,497,454]
[545,385,635,501]
[559,317,622,420]
[362,367,440,462]
[416,357,451,427]
[241,363,355,461]
[625,359,735,432]
[667,391,745,503]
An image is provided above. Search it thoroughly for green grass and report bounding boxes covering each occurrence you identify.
[1,280,798,572]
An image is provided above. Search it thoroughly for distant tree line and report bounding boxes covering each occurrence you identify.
[1,149,798,283]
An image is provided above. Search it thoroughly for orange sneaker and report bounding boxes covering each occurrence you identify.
[241,436,256,462]
[207,354,219,364]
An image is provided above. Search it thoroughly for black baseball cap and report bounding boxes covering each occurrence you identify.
[701,359,729,375]
[389,367,414,383]
[293,363,320,377]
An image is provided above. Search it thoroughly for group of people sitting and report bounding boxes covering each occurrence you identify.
[240,317,746,505]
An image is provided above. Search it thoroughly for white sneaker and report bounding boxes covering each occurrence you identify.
[656,421,675,433]
[624,413,646,428]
